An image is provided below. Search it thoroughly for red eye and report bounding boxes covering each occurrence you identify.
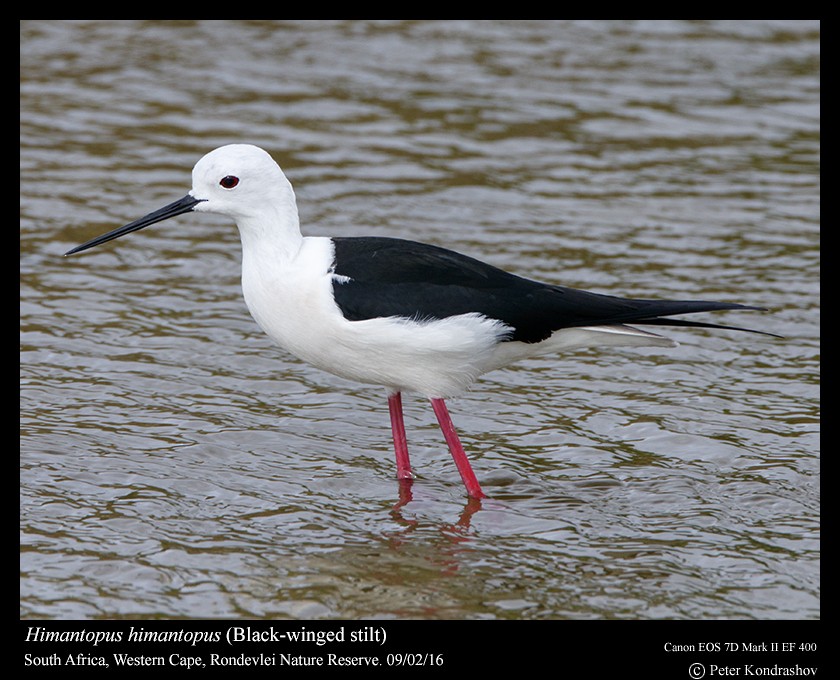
[220,175,239,189]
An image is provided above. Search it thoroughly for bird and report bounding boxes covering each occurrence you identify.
[66,144,776,500]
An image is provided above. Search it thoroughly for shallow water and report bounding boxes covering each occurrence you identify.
[21,20,819,619]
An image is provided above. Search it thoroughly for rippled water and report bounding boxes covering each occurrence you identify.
[21,20,819,619]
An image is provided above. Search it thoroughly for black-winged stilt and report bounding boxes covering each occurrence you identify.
[66,144,776,499]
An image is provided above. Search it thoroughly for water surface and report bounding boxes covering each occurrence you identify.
[21,20,819,619]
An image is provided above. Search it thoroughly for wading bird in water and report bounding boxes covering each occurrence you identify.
[66,144,776,499]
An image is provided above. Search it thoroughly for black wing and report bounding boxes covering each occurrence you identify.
[330,237,772,343]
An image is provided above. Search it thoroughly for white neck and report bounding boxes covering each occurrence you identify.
[237,202,304,264]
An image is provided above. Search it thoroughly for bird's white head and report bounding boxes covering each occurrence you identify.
[191,145,300,243]
[65,144,302,257]
[190,145,294,217]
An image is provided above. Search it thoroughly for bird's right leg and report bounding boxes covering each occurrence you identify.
[388,391,413,480]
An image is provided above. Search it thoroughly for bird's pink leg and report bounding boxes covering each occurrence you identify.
[430,398,486,499]
[388,392,413,480]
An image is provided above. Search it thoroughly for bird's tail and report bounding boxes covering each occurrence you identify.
[618,301,781,338]
[632,315,782,337]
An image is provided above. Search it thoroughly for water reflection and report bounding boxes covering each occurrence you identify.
[390,479,483,532]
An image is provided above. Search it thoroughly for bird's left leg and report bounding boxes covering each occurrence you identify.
[430,398,486,499]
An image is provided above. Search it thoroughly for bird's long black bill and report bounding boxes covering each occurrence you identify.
[64,194,205,256]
